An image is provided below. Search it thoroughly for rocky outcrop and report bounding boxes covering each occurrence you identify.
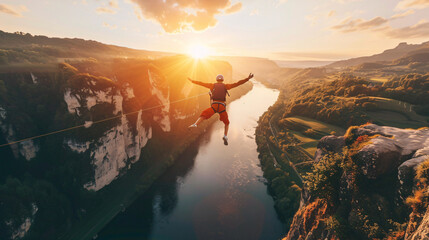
[5,203,38,240]
[0,105,38,161]
[314,135,345,162]
[285,199,338,240]
[350,124,428,179]
[286,124,429,240]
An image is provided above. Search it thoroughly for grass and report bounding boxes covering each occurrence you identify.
[286,116,346,135]
[280,116,345,157]
[269,113,345,166]
[267,137,303,187]
[300,141,319,156]
[366,97,429,128]
[289,130,316,144]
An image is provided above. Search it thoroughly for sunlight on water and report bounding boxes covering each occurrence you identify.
[99,81,284,240]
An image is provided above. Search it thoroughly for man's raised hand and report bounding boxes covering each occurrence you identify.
[248,73,254,79]
[187,77,194,82]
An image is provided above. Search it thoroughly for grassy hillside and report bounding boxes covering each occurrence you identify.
[0,30,172,66]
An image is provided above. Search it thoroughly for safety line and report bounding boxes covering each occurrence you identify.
[0,92,208,148]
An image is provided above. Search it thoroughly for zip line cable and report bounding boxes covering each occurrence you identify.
[0,92,208,148]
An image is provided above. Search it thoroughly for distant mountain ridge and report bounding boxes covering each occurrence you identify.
[328,41,429,68]
[0,30,172,59]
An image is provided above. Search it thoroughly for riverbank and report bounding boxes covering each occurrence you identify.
[255,107,302,229]
[59,82,253,240]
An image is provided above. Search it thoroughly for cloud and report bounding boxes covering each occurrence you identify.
[225,2,242,14]
[129,0,243,33]
[96,7,116,14]
[328,10,336,17]
[0,4,28,17]
[331,16,388,33]
[383,20,429,38]
[396,0,429,10]
[331,12,429,39]
[391,9,415,19]
[109,0,119,8]
[103,22,117,30]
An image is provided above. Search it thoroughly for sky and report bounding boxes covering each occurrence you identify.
[1,0,429,61]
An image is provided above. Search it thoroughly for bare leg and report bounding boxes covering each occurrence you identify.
[194,117,204,126]
[189,117,204,128]
[222,123,229,145]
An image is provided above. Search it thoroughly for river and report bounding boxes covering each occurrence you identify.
[98,81,284,240]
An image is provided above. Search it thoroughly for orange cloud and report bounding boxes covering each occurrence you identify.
[396,0,429,10]
[225,2,242,14]
[103,22,118,30]
[391,10,415,19]
[109,0,119,9]
[383,20,429,38]
[331,12,429,39]
[331,17,388,33]
[130,0,243,33]
[0,4,28,17]
[96,7,116,14]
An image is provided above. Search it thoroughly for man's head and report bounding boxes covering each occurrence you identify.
[216,74,224,82]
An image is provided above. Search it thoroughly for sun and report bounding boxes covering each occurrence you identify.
[188,44,211,59]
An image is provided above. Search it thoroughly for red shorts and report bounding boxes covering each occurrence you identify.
[200,103,230,125]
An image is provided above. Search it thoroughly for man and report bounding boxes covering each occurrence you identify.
[188,73,254,145]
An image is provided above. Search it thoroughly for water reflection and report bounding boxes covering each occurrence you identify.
[98,132,212,240]
[98,82,285,240]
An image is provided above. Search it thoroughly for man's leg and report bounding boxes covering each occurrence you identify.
[220,111,230,145]
[189,107,215,128]
[191,117,204,126]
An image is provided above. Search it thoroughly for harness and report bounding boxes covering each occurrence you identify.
[208,82,229,113]
[211,101,226,113]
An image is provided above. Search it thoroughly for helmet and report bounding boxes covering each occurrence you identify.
[216,74,224,82]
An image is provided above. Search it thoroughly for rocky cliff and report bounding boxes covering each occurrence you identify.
[286,124,429,240]
[0,56,249,239]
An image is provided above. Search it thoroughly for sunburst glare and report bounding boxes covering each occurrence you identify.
[188,44,211,59]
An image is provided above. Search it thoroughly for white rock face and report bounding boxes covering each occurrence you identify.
[0,106,38,161]
[66,139,91,153]
[173,108,196,120]
[19,141,39,161]
[10,203,38,240]
[124,86,135,99]
[0,106,6,119]
[363,125,429,157]
[148,69,171,132]
[77,111,152,191]
[64,87,123,115]
[63,80,156,191]
[64,89,81,115]
[30,73,38,84]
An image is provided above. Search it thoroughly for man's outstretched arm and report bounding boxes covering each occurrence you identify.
[187,77,213,89]
[225,73,254,90]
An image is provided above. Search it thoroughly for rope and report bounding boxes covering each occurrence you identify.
[0,92,208,148]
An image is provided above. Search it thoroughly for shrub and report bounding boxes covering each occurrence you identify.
[304,153,344,204]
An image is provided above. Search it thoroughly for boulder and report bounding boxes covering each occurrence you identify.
[398,156,428,201]
[314,135,345,162]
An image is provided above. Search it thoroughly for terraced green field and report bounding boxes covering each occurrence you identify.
[281,116,345,157]
[366,97,429,128]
